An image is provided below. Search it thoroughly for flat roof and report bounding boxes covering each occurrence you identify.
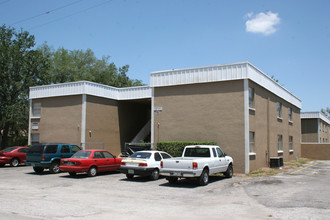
[150,62,301,109]
[30,62,301,109]
[29,81,152,101]
[301,112,330,125]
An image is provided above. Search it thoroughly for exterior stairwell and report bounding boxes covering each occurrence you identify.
[131,120,151,143]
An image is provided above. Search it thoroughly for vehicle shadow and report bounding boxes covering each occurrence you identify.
[59,171,121,179]
[119,175,165,183]
[159,175,227,188]
[25,171,52,175]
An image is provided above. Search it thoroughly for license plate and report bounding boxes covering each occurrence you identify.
[128,169,134,174]
[66,162,74,165]
[126,163,139,167]
[170,172,181,176]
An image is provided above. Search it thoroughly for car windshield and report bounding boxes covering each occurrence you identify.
[72,151,91,159]
[184,148,211,157]
[130,152,151,159]
[3,147,18,152]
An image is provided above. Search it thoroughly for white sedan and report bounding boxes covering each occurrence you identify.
[119,150,172,180]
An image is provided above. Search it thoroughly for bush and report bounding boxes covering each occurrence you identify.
[156,141,217,157]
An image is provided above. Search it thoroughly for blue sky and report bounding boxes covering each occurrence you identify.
[1,0,329,112]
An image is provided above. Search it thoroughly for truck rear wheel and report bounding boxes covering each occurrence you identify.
[49,162,60,174]
[198,169,209,186]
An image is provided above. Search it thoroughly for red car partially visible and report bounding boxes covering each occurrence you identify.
[0,146,29,167]
[60,149,122,177]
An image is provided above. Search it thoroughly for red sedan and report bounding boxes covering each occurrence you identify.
[0,146,29,167]
[60,150,122,177]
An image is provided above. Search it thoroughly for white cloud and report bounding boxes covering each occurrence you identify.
[245,11,280,36]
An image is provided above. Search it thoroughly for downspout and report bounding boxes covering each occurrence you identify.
[28,100,32,145]
[81,94,87,149]
[244,79,250,174]
[317,118,320,143]
[151,88,155,149]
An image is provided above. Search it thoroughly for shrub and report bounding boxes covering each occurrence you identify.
[156,141,217,157]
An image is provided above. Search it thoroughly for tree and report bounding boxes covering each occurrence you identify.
[321,107,330,118]
[38,44,143,87]
[0,25,50,148]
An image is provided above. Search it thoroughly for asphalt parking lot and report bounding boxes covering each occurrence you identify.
[1,161,330,220]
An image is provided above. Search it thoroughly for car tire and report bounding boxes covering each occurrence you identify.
[225,164,233,178]
[150,168,160,180]
[198,169,209,186]
[0,163,5,167]
[126,174,134,179]
[10,158,20,167]
[49,162,60,174]
[167,177,178,184]
[69,172,76,176]
[88,166,97,177]
[33,167,44,173]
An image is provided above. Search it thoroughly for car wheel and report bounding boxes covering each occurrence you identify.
[88,166,97,177]
[126,174,134,179]
[167,177,178,184]
[198,169,209,186]
[33,167,44,173]
[150,168,160,180]
[69,172,76,176]
[49,162,60,174]
[0,163,5,167]
[10,158,20,167]
[225,164,233,178]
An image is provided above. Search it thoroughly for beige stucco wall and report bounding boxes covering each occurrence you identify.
[31,95,82,146]
[85,95,121,156]
[249,81,301,171]
[154,81,246,173]
[301,143,330,160]
[301,119,319,143]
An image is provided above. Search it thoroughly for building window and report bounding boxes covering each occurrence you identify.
[249,87,255,109]
[278,135,283,152]
[31,134,40,145]
[249,131,255,153]
[288,108,292,122]
[277,102,282,119]
[32,103,41,118]
[289,136,293,151]
[32,122,39,130]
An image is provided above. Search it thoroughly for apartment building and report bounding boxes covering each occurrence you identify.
[301,112,330,143]
[28,62,301,173]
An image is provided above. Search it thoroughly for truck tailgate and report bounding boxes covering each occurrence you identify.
[162,157,195,170]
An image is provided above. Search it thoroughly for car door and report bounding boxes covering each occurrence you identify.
[154,152,162,169]
[216,147,228,172]
[102,151,119,171]
[93,151,107,172]
[60,145,72,158]
[211,147,222,173]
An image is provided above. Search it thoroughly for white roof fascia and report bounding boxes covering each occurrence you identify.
[150,62,302,109]
[301,112,330,125]
[29,81,152,101]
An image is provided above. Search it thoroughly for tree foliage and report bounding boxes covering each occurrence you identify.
[38,44,143,87]
[0,25,50,147]
[321,107,330,118]
[0,25,143,148]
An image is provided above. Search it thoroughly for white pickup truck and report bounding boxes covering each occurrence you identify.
[160,145,233,186]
